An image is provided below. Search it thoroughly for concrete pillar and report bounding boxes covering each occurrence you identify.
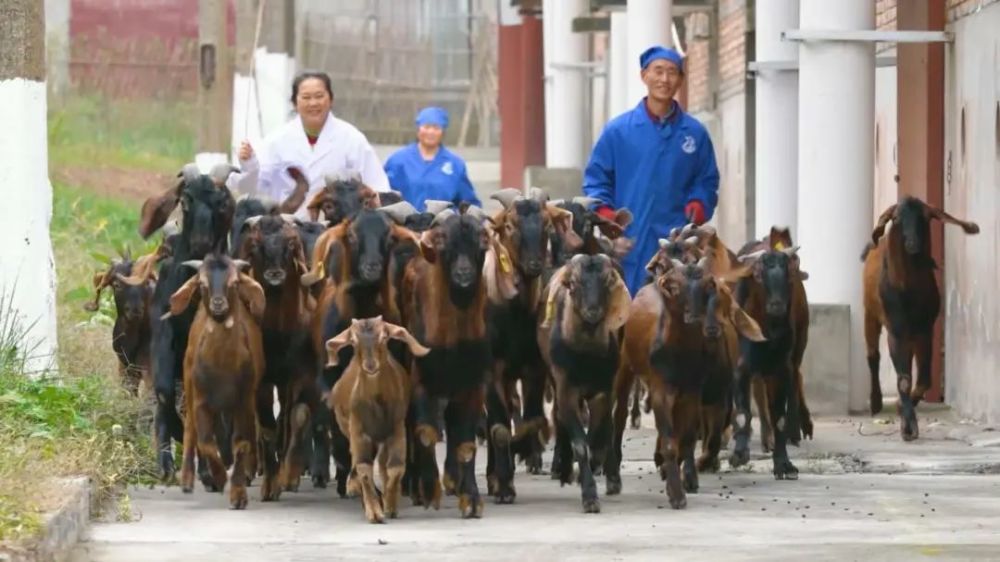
[44,0,70,98]
[897,0,946,402]
[0,0,59,374]
[197,0,234,169]
[797,0,875,413]
[754,0,799,239]
[543,0,588,168]
[608,10,629,119]
[626,0,673,107]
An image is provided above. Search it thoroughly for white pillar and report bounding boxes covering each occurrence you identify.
[797,0,875,413]
[608,10,629,120]
[626,0,673,108]
[754,0,799,239]
[543,0,588,168]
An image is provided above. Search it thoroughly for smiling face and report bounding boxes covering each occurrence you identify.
[295,77,333,132]
[641,59,684,105]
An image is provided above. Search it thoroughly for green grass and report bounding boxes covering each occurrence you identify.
[48,94,196,172]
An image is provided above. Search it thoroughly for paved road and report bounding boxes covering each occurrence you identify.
[73,414,1000,561]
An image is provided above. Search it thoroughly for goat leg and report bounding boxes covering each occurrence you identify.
[889,335,919,441]
[484,379,515,503]
[730,362,754,467]
[557,379,600,514]
[605,364,634,495]
[653,392,686,509]
[769,373,799,480]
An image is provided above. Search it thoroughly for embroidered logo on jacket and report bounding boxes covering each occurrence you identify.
[441,161,454,175]
[681,135,697,154]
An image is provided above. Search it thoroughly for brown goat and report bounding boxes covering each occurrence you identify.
[483,187,580,499]
[862,196,979,440]
[167,253,265,509]
[326,316,430,523]
[608,258,763,508]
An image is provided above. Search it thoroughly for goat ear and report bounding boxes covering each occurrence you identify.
[419,229,441,263]
[720,264,754,284]
[385,323,431,357]
[325,327,355,367]
[594,213,626,240]
[614,208,634,229]
[925,204,980,234]
[236,273,266,319]
[305,191,328,222]
[607,273,632,332]
[390,224,420,248]
[869,204,898,247]
[302,226,340,286]
[768,226,794,251]
[547,205,583,252]
[360,186,380,210]
[168,275,201,317]
[732,305,766,343]
[138,181,182,239]
[84,270,113,312]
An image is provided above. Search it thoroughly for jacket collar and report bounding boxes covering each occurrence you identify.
[292,112,339,162]
[631,98,688,130]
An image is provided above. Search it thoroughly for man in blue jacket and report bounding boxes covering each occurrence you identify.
[384,106,482,212]
[583,45,720,295]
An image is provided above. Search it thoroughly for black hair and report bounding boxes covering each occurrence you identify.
[290,70,334,104]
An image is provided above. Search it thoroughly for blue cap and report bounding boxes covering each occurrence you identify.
[415,106,449,129]
[640,45,684,73]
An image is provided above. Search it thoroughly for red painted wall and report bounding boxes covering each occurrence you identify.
[498,17,546,189]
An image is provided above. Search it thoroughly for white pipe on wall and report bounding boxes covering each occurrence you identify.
[797,0,875,413]
[608,10,629,120]
[543,0,589,168]
[754,0,799,238]
[626,0,673,109]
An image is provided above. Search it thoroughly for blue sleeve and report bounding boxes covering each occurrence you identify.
[581,124,616,206]
[384,153,409,194]
[687,130,720,221]
[453,161,482,207]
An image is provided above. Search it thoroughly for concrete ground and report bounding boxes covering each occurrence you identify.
[74,407,1000,561]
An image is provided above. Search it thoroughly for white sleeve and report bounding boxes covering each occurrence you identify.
[359,142,390,192]
[227,153,260,195]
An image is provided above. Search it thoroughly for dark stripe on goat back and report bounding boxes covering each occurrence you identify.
[415,340,491,398]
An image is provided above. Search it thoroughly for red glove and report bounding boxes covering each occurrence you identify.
[595,205,617,221]
[685,200,706,225]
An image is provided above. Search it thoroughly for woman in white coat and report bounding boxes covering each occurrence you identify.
[230,70,390,216]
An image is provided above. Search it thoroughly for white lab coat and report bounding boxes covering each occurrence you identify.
[229,112,389,218]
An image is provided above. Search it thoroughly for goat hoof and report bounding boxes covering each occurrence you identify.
[159,452,175,482]
[901,421,919,442]
[773,460,799,480]
[493,482,516,504]
[525,453,544,475]
[311,473,328,489]
[582,497,601,514]
[729,448,750,468]
[697,456,721,473]
[668,493,687,510]
[630,414,642,430]
[230,487,248,510]
[443,470,458,496]
[260,476,282,502]
[459,493,484,519]
[870,395,883,416]
[181,484,194,494]
[682,473,699,493]
[605,474,622,496]
[801,417,814,440]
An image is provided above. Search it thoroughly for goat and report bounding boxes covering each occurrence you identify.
[862,196,979,440]
[325,316,430,523]
[303,208,419,494]
[537,254,630,513]
[230,165,308,256]
[400,204,493,518]
[728,231,809,478]
[85,249,157,396]
[165,253,265,509]
[608,257,764,508]
[482,187,580,501]
[140,162,237,482]
[238,213,319,498]
[731,227,813,457]
[305,173,379,225]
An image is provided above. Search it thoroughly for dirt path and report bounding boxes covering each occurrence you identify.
[52,164,171,203]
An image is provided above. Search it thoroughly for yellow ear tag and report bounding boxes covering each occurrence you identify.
[773,241,785,251]
[544,297,556,327]
[316,261,325,279]
[499,253,512,274]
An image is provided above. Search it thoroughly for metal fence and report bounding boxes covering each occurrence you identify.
[298,0,498,146]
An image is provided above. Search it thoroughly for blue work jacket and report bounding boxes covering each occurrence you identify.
[383,143,482,212]
[583,99,720,295]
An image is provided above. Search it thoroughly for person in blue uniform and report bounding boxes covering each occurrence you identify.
[383,106,482,211]
[582,45,720,295]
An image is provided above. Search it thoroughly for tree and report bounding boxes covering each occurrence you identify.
[0,0,59,373]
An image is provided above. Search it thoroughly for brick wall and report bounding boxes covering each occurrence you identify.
[717,0,745,101]
[876,0,897,53]
[684,12,712,113]
[947,0,1000,21]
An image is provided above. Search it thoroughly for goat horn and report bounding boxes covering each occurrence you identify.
[671,258,685,270]
[738,249,767,264]
[684,236,699,246]
[669,226,681,240]
[114,272,146,287]
[572,196,601,208]
[177,163,201,183]
[424,200,455,215]
[696,256,710,269]
[549,198,566,206]
[463,205,488,222]
[181,260,203,270]
[527,187,549,203]
[378,201,419,224]
[781,245,801,256]
[280,213,297,224]
[242,215,263,229]
[658,238,670,249]
[233,259,252,272]
[490,188,523,210]
[431,208,457,227]
[162,221,180,237]
[209,163,240,186]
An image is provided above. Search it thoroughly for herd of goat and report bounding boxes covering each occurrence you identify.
[87,162,980,521]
